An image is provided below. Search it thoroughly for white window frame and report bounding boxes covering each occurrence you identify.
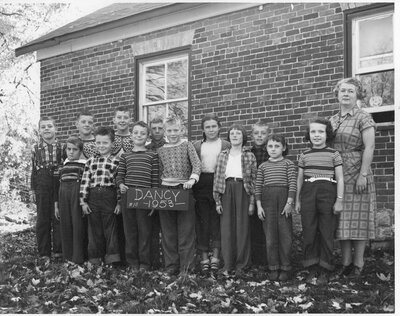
[138,53,189,123]
[351,9,394,114]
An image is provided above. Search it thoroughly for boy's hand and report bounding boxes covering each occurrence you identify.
[54,205,60,220]
[114,204,121,215]
[257,206,266,221]
[81,203,92,215]
[281,204,293,218]
[148,209,155,216]
[294,201,301,214]
[119,184,129,194]
[333,199,343,215]
[248,204,255,216]
[216,205,223,214]
[183,179,196,189]
[30,191,36,203]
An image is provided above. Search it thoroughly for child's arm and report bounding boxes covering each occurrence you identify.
[248,153,257,216]
[79,160,92,215]
[116,154,129,193]
[295,167,304,214]
[281,161,297,218]
[30,145,37,203]
[255,164,265,220]
[333,165,344,215]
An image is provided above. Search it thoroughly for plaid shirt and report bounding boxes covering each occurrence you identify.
[251,145,269,167]
[79,155,120,204]
[213,146,257,207]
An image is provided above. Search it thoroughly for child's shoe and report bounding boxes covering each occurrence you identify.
[337,263,353,277]
[305,265,318,284]
[200,259,210,274]
[316,269,329,285]
[269,270,279,281]
[278,270,290,282]
[210,257,220,272]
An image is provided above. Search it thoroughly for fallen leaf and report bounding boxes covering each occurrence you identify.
[171,302,178,313]
[299,302,313,310]
[383,305,394,312]
[221,298,231,308]
[331,300,341,310]
[376,273,391,281]
[31,278,40,286]
[298,284,307,291]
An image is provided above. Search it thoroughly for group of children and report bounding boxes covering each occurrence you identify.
[31,108,344,284]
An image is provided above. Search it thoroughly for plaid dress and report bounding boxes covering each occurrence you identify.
[330,108,376,240]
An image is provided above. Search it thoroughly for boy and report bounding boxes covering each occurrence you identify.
[250,120,269,267]
[30,116,63,259]
[54,136,86,264]
[157,116,201,276]
[116,121,159,271]
[76,111,98,159]
[112,105,134,157]
[146,116,167,150]
[79,127,121,265]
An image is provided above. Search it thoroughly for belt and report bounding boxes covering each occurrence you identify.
[304,177,336,183]
[90,186,116,190]
[226,177,243,182]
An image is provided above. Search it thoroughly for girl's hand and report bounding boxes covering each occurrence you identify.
[248,204,255,216]
[119,183,129,194]
[54,205,60,220]
[333,200,343,215]
[356,174,367,194]
[183,179,196,189]
[30,191,36,203]
[281,204,292,218]
[216,205,223,214]
[257,206,265,221]
[81,203,92,215]
[114,203,121,215]
[294,201,301,214]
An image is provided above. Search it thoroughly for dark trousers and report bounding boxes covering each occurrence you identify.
[300,181,337,271]
[34,170,61,257]
[58,181,85,264]
[193,173,221,252]
[250,210,267,266]
[87,187,120,264]
[121,193,153,269]
[220,180,251,271]
[159,186,196,273]
[261,186,292,271]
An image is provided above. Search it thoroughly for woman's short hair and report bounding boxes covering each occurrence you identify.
[201,113,222,141]
[266,134,289,156]
[333,77,365,100]
[305,118,335,144]
[66,136,84,151]
[226,123,248,146]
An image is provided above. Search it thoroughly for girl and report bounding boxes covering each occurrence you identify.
[213,124,257,277]
[295,118,344,285]
[193,114,231,275]
[255,134,296,281]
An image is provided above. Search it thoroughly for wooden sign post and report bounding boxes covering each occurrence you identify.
[126,188,189,211]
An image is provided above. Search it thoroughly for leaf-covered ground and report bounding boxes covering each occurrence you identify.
[0,228,394,314]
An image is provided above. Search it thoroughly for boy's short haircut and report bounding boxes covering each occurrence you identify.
[76,110,94,121]
[39,116,57,127]
[227,123,248,146]
[149,116,164,126]
[132,120,150,135]
[95,126,115,142]
[164,115,182,127]
[267,134,289,156]
[305,118,335,144]
[66,136,84,151]
[252,120,269,132]
[114,105,132,116]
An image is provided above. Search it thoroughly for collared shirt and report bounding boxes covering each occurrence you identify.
[79,155,120,204]
[145,138,167,151]
[213,146,257,207]
[251,145,269,167]
[31,138,64,190]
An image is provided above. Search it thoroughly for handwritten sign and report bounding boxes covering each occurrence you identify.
[126,188,189,211]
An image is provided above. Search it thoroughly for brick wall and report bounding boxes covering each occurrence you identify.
[40,2,394,240]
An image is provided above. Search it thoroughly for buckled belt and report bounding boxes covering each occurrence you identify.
[304,177,337,183]
[226,177,243,182]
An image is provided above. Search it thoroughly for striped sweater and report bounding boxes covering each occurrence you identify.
[298,147,342,179]
[255,158,297,201]
[54,159,86,202]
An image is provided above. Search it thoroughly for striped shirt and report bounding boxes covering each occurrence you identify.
[116,150,159,188]
[298,147,342,178]
[79,155,119,204]
[255,159,297,201]
[54,159,86,202]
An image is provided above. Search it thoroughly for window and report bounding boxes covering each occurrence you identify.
[345,4,394,122]
[138,51,190,136]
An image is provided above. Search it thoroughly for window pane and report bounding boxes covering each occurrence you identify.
[147,104,167,122]
[358,14,393,68]
[167,59,188,100]
[359,70,394,108]
[168,101,188,124]
[145,64,165,103]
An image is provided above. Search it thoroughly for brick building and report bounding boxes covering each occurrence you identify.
[16,2,395,243]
